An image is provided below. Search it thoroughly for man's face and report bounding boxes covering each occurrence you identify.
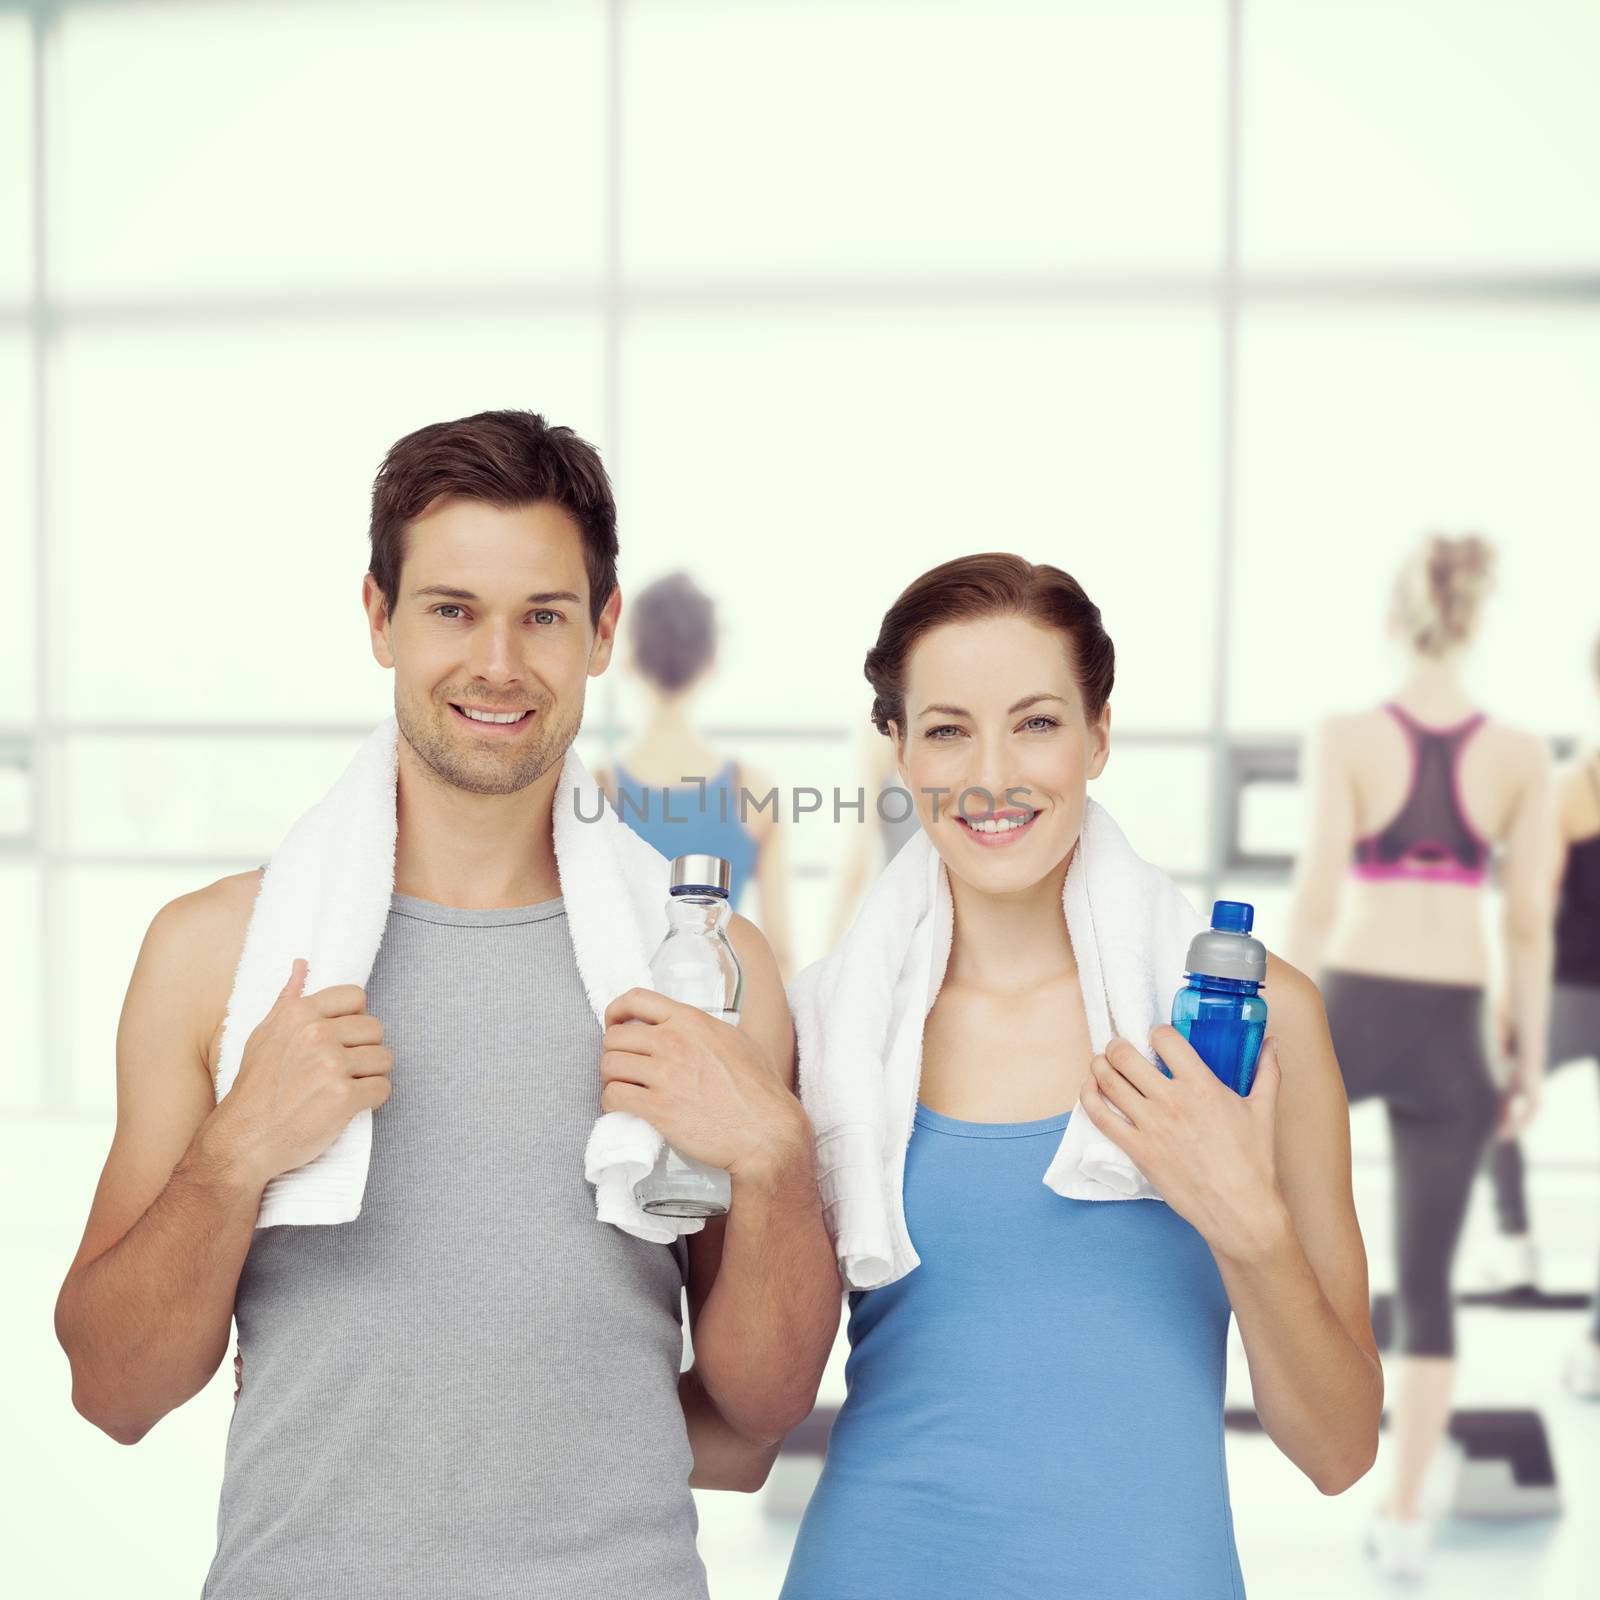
[364,496,619,796]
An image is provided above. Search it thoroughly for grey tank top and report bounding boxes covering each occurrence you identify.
[203,891,708,1600]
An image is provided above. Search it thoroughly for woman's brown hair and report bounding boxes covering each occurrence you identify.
[367,409,618,628]
[863,553,1115,739]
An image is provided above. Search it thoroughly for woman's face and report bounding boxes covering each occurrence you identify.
[892,614,1110,897]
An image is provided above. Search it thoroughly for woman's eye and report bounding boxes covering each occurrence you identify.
[533,610,559,625]
[923,718,1056,739]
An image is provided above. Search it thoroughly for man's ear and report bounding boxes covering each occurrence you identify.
[588,584,623,677]
[364,573,394,669]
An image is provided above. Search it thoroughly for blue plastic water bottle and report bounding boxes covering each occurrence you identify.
[1167,900,1268,1095]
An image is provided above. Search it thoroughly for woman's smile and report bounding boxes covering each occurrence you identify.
[953,807,1041,848]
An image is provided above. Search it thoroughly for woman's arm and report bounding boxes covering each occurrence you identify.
[826,728,897,949]
[1493,737,1558,1133]
[1283,718,1356,976]
[1082,954,1382,1494]
[1214,956,1383,1494]
[744,761,796,983]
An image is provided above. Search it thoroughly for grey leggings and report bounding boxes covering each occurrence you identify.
[1480,981,1600,1340]
[1320,968,1501,1358]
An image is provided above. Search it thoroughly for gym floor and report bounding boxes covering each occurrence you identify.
[11,1072,1597,1598]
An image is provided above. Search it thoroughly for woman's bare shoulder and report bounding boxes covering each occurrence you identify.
[1261,950,1324,1030]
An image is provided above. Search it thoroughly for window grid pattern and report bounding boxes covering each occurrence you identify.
[6,0,1596,1112]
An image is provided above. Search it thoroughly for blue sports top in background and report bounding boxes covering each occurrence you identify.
[780,1102,1246,1600]
[611,758,761,911]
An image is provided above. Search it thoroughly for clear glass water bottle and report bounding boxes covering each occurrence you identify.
[633,852,746,1218]
[1168,899,1269,1095]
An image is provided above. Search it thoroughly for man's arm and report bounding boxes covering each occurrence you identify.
[679,916,841,1487]
[679,1354,783,1492]
[53,884,264,1444]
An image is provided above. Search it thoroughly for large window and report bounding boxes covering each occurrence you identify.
[3,0,1597,1113]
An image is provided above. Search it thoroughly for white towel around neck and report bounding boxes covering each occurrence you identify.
[787,795,1207,1291]
[211,712,703,1243]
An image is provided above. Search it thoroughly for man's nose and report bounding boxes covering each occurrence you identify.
[466,618,523,680]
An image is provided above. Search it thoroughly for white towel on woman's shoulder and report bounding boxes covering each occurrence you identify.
[787,796,1206,1291]
[212,712,701,1243]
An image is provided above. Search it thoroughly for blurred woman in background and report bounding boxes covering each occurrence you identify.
[1476,626,1600,1398]
[826,722,920,947]
[1284,533,1556,1581]
[595,570,794,978]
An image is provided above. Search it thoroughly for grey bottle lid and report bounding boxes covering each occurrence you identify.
[1185,899,1267,981]
[670,852,731,897]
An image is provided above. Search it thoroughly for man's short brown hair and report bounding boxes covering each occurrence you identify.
[368,409,618,628]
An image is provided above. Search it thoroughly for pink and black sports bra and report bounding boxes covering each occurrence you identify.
[1350,701,1491,887]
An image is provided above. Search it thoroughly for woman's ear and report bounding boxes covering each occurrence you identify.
[1087,700,1112,780]
[887,721,909,785]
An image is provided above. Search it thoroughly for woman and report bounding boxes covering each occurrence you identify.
[826,721,921,948]
[594,569,794,977]
[1282,534,1555,1580]
[1476,625,1600,1398]
[780,554,1380,1600]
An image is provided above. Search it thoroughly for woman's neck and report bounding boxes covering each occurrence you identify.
[944,849,1077,997]
[619,691,720,780]
[1395,654,1472,718]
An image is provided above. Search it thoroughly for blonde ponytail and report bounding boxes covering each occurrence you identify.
[1391,532,1496,657]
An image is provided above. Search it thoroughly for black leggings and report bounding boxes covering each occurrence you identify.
[1480,980,1600,1340]
[1321,968,1501,1358]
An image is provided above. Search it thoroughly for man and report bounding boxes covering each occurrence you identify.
[53,410,842,1597]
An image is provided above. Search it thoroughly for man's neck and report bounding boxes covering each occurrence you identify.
[391,744,562,910]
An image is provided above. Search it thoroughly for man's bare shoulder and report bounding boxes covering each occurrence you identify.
[162,867,264,1079]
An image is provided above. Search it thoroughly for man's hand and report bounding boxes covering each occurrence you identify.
[211,958,395,1186]
[598,987,809,1186]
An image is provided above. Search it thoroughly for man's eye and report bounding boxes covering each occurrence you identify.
[431,605,562,624]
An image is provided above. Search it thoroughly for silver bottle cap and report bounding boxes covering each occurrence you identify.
[1184,900,1267,981]
[669,853,731,897]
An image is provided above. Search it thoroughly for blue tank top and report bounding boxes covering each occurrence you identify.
[780,1103,1247,1600]
[611,758,761,910]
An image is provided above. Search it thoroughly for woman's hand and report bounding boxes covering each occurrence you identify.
[1079,1025,1288,1263]
[1493,1067,1542,1141]
[1487,993,1541,1141]
[598,987,811,1186]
